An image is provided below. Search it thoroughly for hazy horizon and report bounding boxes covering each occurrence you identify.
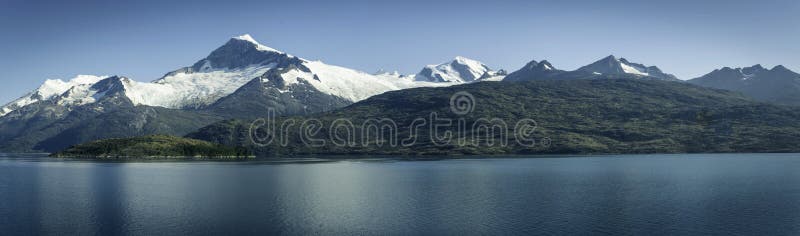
[1,0,798,104]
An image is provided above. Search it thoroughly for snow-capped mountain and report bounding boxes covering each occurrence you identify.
[0,34,464,151]
[577,55,679,81]
[131,34,454,108]
[689,64,800,105]
[1,34,450,118]
[415,56,506,83]
[0,75,107,116]
[6,33,798,152]
[2,35,507,121]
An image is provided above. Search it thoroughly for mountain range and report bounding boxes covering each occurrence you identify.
[688,64,800,105]
[1,34,799,153]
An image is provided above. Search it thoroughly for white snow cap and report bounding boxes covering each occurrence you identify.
[453,56,484,67]
[233,34,258,42]
[416,56,496,83]
[232,34,282,53]
[0,74,107,116]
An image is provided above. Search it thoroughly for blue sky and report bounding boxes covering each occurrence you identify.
[1,0,799,104]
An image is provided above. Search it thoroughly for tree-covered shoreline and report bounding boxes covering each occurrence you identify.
[51,135,253,159]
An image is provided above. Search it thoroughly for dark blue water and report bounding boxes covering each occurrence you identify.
[1,154,799,235]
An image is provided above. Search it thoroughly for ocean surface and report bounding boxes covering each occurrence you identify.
[1,153,799,235]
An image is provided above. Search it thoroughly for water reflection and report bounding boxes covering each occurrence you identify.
[0,154,799,235]
[89,163,129,235]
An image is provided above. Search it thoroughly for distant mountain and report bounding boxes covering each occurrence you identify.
[577,55,679,81]
[0,75,107,117]
[414,56,506,83]
[688,65,800,105]
[503,55,677,82]
[188,77,800,156]
[503,60,593,81]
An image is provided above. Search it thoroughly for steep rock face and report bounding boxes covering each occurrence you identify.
[689,65,800,105]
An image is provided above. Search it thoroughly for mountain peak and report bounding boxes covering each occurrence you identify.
[518,59,555,71]
[689,64,800,105]
[740,64,768,75]
[453,56,479,63]
[769,65,800,77]
[415,57,496,83]
[89,76,128,94]
[602,55,618,61]
[229,34,281,53]
[502,59,566,82]
[233,34,258,43]
[180,34,302,72]
[771,65,791,72]
[578,55,677,80]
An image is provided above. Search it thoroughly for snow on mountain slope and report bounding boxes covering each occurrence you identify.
[1,34,461,117]
[126,34,448,108]
[619,61,649,76]
[233,34,282,53]
[125,65,273,108]
[0,75,107,116]
[415,56,504,83]
[0,35,290,115]
[129,34,295,109]
[577,55,678,80]
[267,60,446,102]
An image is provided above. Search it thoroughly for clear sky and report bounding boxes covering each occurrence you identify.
[1,0,799,104]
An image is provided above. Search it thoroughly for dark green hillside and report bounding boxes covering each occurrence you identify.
[51,135,252,159]
[188,77,800,156]
[0,104,224,153]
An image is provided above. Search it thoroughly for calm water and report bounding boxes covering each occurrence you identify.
[1,154,799,235]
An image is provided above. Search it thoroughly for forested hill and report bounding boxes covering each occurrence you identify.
[187,77,800,156]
